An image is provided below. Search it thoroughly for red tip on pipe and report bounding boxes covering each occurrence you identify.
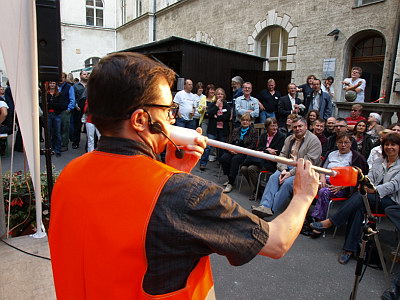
[330,167,359,187]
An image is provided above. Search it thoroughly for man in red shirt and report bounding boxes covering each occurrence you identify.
[345,103,366,132]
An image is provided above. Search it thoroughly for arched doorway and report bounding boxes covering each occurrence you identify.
[349,32,386,102]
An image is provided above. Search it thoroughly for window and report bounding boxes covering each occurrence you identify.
[85,57,101,68]
[353,36,385,57]
[259,26,288,71]
[86,0,104,27]
[121,0,126,24]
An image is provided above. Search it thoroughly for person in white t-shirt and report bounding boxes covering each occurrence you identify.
[342,67,366,103]
[173,79,196,129]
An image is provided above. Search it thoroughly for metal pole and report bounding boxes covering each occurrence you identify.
[0,155,5,237]
[40,83,53,202]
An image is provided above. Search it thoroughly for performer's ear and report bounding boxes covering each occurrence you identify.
[130,109,147,132]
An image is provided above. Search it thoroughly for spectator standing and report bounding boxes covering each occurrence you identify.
[173,79,196,129]
[46,81,68,157]
[58,72,75,152]
[234,82,259,126]
[72,71,89,149]
[321,76,335,100]
[278,83,301,127]
[298,75,316,111]
[230,76,244,124]
[342,66,366,103]
[345,103,366,131]
[256,78,281,123]
[308,79,332,120]
[193,82,206,128]
[199,88,231,170]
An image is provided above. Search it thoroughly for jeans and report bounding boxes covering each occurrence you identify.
[199,131,227,166]
[175,118,195,129]
[86,122,100,152]
[48,112,61,154]
[60,110,71,148]
[72,109,83,146]
[260,169,295,214]
[330,192,396,253]
[385,205,400,231]
[259,111,276,124]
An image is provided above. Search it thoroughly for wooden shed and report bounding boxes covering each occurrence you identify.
[120,36,290,97]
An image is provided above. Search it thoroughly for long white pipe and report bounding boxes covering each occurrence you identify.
[170,126,337,177]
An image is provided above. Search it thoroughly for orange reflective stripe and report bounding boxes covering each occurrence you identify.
[49,152,214,299]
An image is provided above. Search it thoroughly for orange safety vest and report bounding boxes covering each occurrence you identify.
[49,152,215,299]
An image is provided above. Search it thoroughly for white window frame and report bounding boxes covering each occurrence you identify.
[86,0,104,27]
[259,27,287,71]
[135,0,143,18]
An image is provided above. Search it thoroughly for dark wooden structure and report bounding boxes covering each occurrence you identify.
[120,36,291,98]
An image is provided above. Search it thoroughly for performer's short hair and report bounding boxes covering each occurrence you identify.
[87,52,175,134]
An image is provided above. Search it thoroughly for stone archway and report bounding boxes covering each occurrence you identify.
[247,10,298,72]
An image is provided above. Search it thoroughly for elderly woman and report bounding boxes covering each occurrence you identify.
[352,119,374,159]
[241,117,285,200]
[220,112,257,193]
[311,133,400,264]
[366,112,384,144]
[309,132,368,238]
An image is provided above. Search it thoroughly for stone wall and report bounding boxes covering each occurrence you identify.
[116,0,400,106]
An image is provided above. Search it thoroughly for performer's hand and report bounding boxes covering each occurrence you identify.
[165,127,206,173]
[293,159,319,202]
[279,170,290,184]
[365,186,376,194]
[328,185,342,194]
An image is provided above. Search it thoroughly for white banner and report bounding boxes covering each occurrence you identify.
[0,0,45,237]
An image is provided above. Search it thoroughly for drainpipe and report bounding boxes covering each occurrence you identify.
[385,2,400,103]
[153,0,156,41]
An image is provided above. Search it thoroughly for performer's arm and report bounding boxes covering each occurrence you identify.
[259,159,319,258]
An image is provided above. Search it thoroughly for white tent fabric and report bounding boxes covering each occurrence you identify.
[0,1,45,237]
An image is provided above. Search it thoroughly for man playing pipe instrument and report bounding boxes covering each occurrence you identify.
[49,52,319,299]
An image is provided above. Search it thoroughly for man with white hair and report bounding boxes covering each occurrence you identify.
[366,112,384,144]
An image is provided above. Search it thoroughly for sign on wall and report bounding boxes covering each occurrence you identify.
[323,58,336,78]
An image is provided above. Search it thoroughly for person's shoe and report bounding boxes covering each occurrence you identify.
[223,184,233,193]
[72,144,79,149]
[251,205,273,218]
[249,193,256,201]
[223,181,229,186]
[61,146,68,152]
[209,155,216,162]
[200,165,206,171]
[310,222,329,232]
[310,230,323,239]
[338,252,352,265]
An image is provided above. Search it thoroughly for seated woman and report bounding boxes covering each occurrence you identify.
[241,118,285,201]
[367,129,392,169]
[352,119,374,159]
[310,132,368,238]
[220,113,257,193]
[199,88,231,170]
[279,113,297,138]
[305,109,319,132]
[311,133,400,264]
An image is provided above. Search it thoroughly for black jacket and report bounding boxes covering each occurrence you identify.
[206,101,231,136]
[256,90,281,113]
[278,95,301,127]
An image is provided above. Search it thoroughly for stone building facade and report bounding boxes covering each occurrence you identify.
[116,0,400,106]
